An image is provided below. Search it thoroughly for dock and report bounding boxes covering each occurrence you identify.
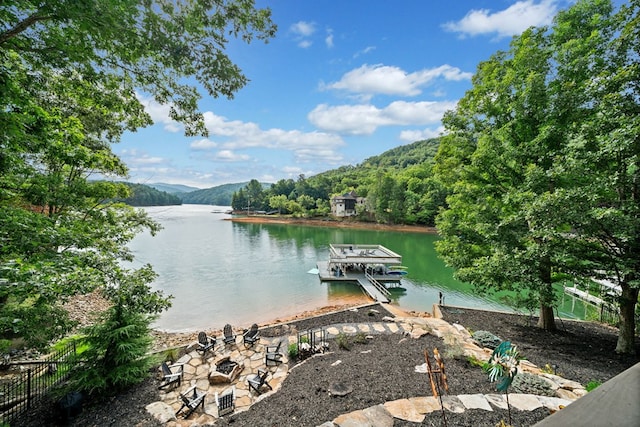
[316,244,405,304]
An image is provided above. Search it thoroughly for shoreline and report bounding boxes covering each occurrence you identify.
[149,300,407,352]
[225,215,438,233]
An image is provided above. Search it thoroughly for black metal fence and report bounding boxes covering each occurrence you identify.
[0,340,77,424]
[600,303,620,325]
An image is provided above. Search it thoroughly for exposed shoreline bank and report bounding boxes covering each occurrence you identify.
[225,214,438,233]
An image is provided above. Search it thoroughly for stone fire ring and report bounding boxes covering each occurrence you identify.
[209,356,243,384]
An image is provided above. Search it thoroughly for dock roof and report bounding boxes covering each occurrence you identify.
[328,244,402,266]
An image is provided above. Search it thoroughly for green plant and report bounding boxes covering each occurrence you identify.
[466,355,485,368]
[299,335,309,344]
[50,335,90,355]
[511,373,555,396]
[540,363,562,376]
[69,306,157,395]
[162,347,180,363]
[288,343,299,360]
[585,380,602,392]
[336,333,352,350]
[472,330,503,349]
[353,332,368,344]
[0,339,11,355]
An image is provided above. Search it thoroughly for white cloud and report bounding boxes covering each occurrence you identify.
[399,126,446,142]
[442,0,557,39]
[324,64,472,97]
[308,100,457,135]
[354,46,376,58]
[290,21,316,48]
[190,138,217,150]
[201,111,345,163]
[290,21,316,37]
[325,29,334,48]
[136,94,182,133]
[120,149,167,166]
[215,150,250,162]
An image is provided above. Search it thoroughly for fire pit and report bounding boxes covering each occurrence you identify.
[209,356,243,384]
[217,359,238,375]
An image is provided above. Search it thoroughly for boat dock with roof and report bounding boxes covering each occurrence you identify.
[316,244,406,303]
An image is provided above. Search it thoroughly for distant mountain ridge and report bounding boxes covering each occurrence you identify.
[147,183,200,194]
[179,182,270,205]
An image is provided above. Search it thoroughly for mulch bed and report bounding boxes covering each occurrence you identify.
[12,305,639,427]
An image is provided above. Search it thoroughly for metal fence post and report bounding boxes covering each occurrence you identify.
[26,368,32,410]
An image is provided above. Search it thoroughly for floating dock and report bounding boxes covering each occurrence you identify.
[316,244,405,303]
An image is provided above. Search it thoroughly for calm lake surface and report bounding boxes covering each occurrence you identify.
[128,204,586,332]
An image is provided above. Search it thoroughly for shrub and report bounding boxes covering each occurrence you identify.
[467,355,485,368]
[336,333,352,350]
[511,373,555,396]
[472,330,503,349]
[288,343,299,360]
[69,307,156,395]
[585,380,601,392]
[353,332,368,344]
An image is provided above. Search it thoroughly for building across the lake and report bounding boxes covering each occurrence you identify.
[330,190,365,217]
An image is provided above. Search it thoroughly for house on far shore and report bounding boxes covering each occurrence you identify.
[331,190,365,217]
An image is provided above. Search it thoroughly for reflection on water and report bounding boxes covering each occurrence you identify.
[128,205,580,332]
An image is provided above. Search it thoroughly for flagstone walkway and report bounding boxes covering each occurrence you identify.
[146,307,586,426]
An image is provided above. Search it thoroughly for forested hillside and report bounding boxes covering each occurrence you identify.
[230,138,446,226]
[180,182,270,205]
[148,183,199,194]
[119,183,182,206]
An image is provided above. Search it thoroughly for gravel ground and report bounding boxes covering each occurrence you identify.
[12,304,639,427]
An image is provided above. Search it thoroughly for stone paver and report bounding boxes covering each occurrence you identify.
[441,396,465,413]
[357,324,370,333]
[412,396,442,413]
[386,323,399,333]
[485,393,509,410]
[508,393,544,411]
[373,323,387,333]
[457,393,493,411]
[333,404,393,427]
[342,325,357,334]
[536,396,572,412]
[384,398,425,423]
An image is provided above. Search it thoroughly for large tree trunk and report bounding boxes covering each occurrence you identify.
[615,284,638,355]
[537,304,557,331]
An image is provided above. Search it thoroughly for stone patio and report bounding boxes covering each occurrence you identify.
[154,334,290,426]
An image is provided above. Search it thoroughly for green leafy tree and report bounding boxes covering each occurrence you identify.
[434,19,566,331]
[552,0,640,353]
[434,0,639,348]
[0,0,275,356]
[0,0,276,136]
[245,179,266,211]
[297,194,316,211]
[269,194,289,215]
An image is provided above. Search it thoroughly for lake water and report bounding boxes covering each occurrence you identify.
[128,204,587,332]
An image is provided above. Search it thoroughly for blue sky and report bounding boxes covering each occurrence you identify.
[118,0,583,189]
